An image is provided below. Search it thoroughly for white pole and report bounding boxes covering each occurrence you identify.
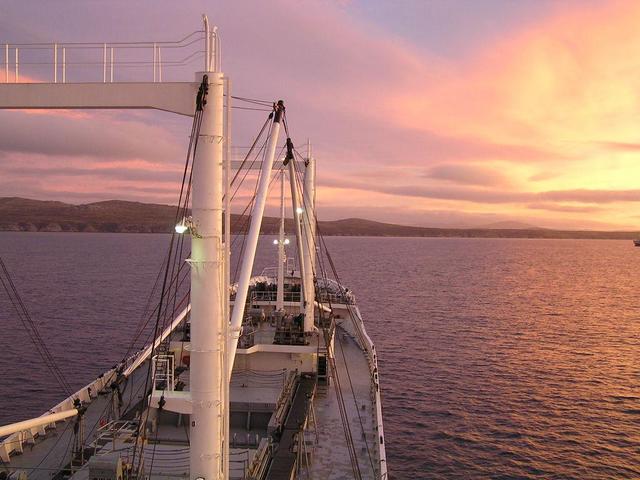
[0,409,78,438]
[153,43,157,82]
[53,43,57,83]
[228,102,284,378]
[223,75,231,480]
[62,47,66,83]
[103,44,107,83]
[276,170,286,311]
[288,157,307,313]
[203,15,210,72]
[4,44,8,83]
[302,142,316,331]
[15,47,18,83]
[211,27,218,73]
[158,46,162,82]
[110,47,114,82]
[189,70,225,480]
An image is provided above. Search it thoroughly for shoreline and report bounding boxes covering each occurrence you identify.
[1,226,638,241]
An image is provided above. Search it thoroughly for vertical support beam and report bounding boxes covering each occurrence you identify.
[103,44,107,83]
[228,101,284,378]
[153,43,157,83]
[276,170,286,311]
[15,47,18,83]
[110,48,114,83]
[4,44,8,83]
[158,47,163,82]
[223,75,231,480]
[62,47,66,83]
[189,71,225,480]
[54,43,58,83]
[302,143,316,332]
[288,157,307,313]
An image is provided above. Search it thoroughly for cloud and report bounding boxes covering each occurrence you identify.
[0,110,184,161]
[2,1,640,230]
[528,171,558,182]
[527,203,602,213]
[594,141,640,153]
[321,174,640,205]
[425,163,511,187]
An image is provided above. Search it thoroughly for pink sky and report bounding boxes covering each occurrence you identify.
[1,0,640,230]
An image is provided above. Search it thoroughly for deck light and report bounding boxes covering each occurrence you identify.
[284,238,290,245]
[296,207,303,214]
[175,219,188,234]
[273,239,279,245]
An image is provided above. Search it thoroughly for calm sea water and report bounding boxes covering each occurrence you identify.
[1,233,639,479]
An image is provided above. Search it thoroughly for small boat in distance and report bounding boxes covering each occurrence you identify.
[634,239,640,247]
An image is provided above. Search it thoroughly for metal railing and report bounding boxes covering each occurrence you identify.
[2,17,220,84]
[152,354,175,391]
[250,290,302,303]
[246,438,274,479]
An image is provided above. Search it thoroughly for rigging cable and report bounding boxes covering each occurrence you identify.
[287,135,378,477]
[0,257,73,397]
[132,74,208,476]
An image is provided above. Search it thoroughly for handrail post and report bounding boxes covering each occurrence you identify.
[53,43,57,83]
[110,47,114,82]
[153,42,157,82]
[103,43,107,83]
[158,46,162,82]
[14,47,18,83]
[4,44,7,83]
[62,47,66,83]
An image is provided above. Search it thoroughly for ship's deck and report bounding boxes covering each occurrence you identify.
[306,327,380,480]
[1,315,384,480]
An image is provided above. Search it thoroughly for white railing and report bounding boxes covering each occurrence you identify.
[152,354,175,392]
[1,22,219,84]
[250,290,302,303]
[337,305,388,480]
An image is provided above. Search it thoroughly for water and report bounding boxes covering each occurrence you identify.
[1,233,639,479]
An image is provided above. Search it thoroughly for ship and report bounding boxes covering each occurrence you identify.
[0,17,387,480]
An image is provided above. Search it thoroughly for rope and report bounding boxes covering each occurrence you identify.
[0,257,73,396]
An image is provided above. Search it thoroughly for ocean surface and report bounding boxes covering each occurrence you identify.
[0,233,639,479]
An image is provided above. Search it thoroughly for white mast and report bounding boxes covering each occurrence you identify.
[286,141,307,314]
[223,76,232,480]
[276,170,286,311]
[189,15,226,480]
[228,101,285,377]
[302,141,316,332]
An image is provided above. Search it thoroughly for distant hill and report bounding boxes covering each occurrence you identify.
[0,197,638,240]
[476,221,543,230]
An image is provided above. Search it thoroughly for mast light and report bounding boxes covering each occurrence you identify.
[175,218,189,234]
